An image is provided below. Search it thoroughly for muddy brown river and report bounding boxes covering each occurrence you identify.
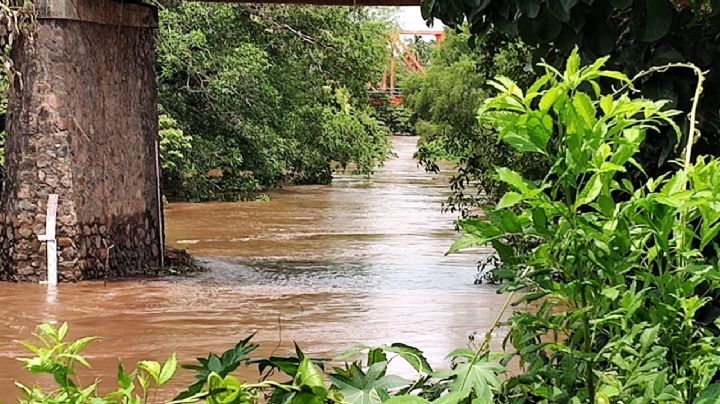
[0,136,503,400]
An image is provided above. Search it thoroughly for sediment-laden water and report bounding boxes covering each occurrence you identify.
[0,136,502,399]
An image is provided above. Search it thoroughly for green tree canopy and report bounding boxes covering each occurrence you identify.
[420,0,720,176]
[404,27,544,214]
[157,4,393,201]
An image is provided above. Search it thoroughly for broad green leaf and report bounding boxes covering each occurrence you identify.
[446,348,475,360]
[498,211,522,233]
[701,223,720,249]
[599,95,614,114]
[596,393,611,404]
[433,391,470,404]
[695,383,720,403]
[384,396,431,404]
[496,192,523,210]
[500,132,544,154]
[330,362,406,404]
[296,358,325,390]
[598,70,631,84]
[68,337,99,356]
[639,325,660,350]
[496,167,531,192]
[447,234,481,254]
[448,357,504,403]
[601,287,620,300]
[368,348,388,367]
[138,360,162,383]
[524,75,550,105]
[663,169,688,195]
[117,362,133,390]
[597,194,615,217]
[532,207,548,232]
[539,87,562,113]
[159,353,177,385]
[564,46,582,74]
[572,92,596,125]
[575,174,603,208]
[639,0,673,42]
[384,343,433,374]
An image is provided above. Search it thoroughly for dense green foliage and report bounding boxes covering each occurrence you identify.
[451,51,720,401]
[421,0,720,179]
[404,27,545,211]
[17,323,507,403]
[372,97,415,136]
[158,110,193,191]
[0,4,394,202]
[15,323,178,403]
[15,56,720,403]
[157,4,393,201]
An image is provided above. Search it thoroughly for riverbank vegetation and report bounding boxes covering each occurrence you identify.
[156,4,394,201]
[17,322,504,403]
[9,0,720,402]
[451,51,720,401]
[403,27,547,213]
[0,4,397,202]
[18,51,720,403]
[407,0,720,215]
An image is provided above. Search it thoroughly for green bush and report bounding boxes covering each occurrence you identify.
[15,323,177,403]
[451,50,720,401]
[404,28,546,213]
[157,4,393,201]
[422,0,720,183]
[373,97,415,136]
[159,111,193,198]
[16,323,508,404]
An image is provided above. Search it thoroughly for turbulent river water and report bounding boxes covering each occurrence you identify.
[0,136,504,400]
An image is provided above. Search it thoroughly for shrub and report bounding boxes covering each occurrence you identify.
[15,323,177,403]
[404,27,545,214]
[16,323,508,404]
[451,50,720,401]
[156,4,393,201]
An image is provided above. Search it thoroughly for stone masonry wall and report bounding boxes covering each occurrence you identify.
[0,1,161,281]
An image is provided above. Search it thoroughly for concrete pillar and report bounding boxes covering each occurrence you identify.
[0,0,162,281]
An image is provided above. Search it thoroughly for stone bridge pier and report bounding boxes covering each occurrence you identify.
[0,0,163,281]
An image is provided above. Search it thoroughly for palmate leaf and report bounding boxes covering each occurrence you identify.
[383,343,434,374]
[330,362,411,404]
[434,353,505,404]
[174,333,258,400]
[383,396,431,404]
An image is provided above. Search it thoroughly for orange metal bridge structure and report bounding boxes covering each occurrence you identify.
[370,30,444,105]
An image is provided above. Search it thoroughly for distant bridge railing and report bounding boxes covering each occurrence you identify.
[368,88,404,105]
[369,88,403,97]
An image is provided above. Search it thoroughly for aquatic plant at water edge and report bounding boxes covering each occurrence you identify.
[15,323,178,403]
[15,323,507,404]
[450,48,720,401]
